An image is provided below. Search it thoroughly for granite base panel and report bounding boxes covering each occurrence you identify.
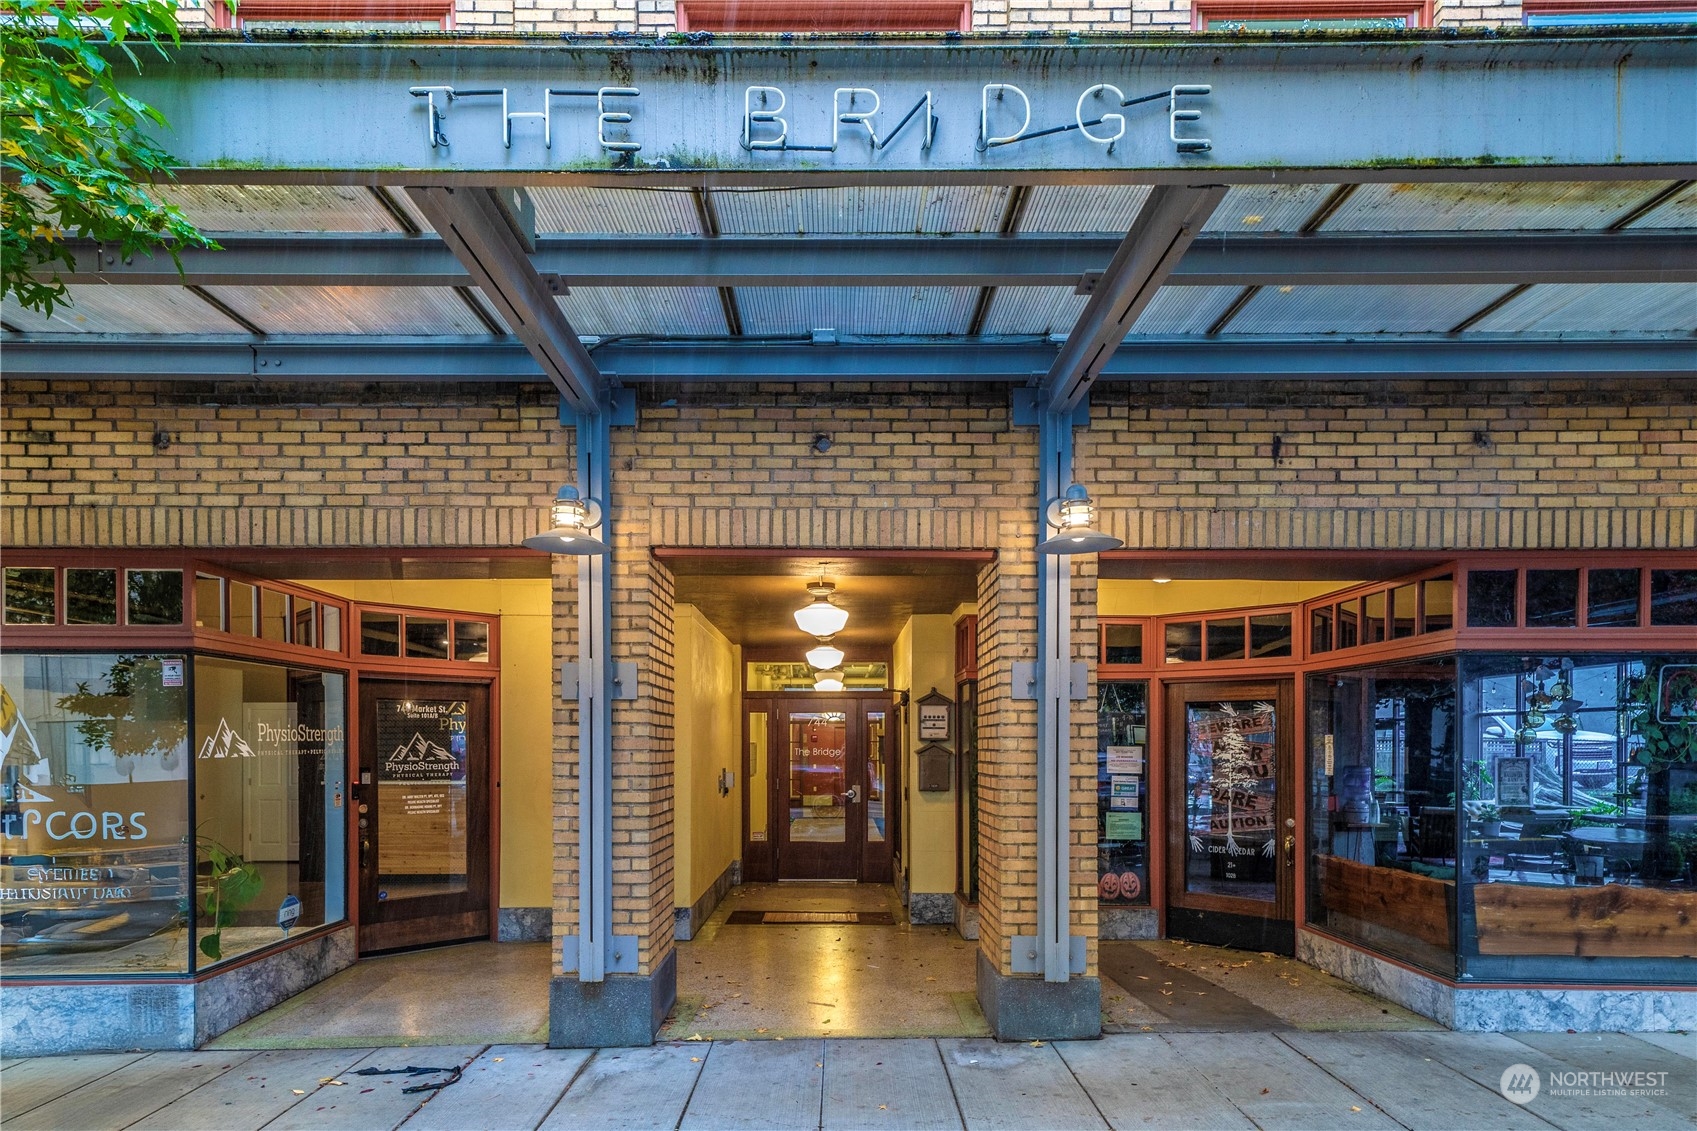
[1101,907,1159,940]
[674,860,739,942]
[909,892,953,926]
[499,907,553,943]
[549,948,677,1048]
[976,950,1101,1041]
[1,927,356,1056]
[1298,929,1697,1033]
[954,895,980,941]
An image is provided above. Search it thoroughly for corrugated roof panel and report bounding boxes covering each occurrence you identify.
[1223,284,1517,334]
[1321,181,1675,232]
[713,187,1006,235]
[2,285,244,334]
[1128,286,1247,335]
[204,286,496,335]
[978,287,1086,336]
[737,287,978,335]
[558,288,726,336]
[1017,185,1152,233]
[1468,283,1697,334]
[157,184,406,233]
[1202,184,1339,233]
[529,187,702,235]
[1627,183,1697,229]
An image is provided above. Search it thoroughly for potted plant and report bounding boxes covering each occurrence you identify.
[1473,803,1502,839]
[197,836,262,961]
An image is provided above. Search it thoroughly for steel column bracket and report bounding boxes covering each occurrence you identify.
[1009,661,1087,701]
[1011,388,1088,428]
[560,934,640,975]
[561,661,638,701]
[560,387,636,428]
[1010,935,1087,976]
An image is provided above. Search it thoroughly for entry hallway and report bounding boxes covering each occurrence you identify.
[3,1031,1692,1130]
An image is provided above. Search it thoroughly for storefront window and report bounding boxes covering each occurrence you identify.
[1,654,192,975]
[1307,659,1459,974]
[192,657,347,967]
[1458,654,1697,982]
[1098,681,1151,906]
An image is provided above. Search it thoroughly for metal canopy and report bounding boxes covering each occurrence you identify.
[115,36,1697,182]
[61,230,1697,288]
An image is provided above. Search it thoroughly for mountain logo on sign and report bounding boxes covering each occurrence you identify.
[386,733,455,768]
[198,718,257,760]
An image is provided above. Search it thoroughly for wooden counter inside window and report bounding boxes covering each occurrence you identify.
[1319,854,1453,949]
[1473,882,1696,957]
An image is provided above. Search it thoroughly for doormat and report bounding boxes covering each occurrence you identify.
[725,910,896,925]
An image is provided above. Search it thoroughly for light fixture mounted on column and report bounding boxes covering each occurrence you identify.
[793,572,849,636]
[1037,483,1123,555]
[806,638,846,670]
[522,484,610,555]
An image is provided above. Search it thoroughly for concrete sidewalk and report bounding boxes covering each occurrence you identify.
[3,1031,1692,1131]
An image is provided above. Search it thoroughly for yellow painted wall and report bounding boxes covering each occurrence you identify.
[895,614,959,897]
[303,578,551,909]
[1099,579,1353,617]
[672,605,743,907]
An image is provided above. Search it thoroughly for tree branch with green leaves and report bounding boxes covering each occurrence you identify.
[2,0,214,315]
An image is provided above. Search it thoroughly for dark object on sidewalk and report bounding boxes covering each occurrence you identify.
[352,1064,465,1094]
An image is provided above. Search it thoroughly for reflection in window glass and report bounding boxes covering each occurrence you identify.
[1306,658,1457,975]
[229,581,257,637]
[0,653,191,975]
[1206,15,1411,29]
[1391,585,1418,640]
[1103,623,1143,665]
[1184,700,1277,902]
[745,662,889,691]
[372,694,468,908]
[1650,570,1697,626]
[453,621,491,663]
[293,599,317,649]
[1525,569,1579,628]
[1465,570,1517,628]
[406,618,450,660]
[865,711,886,844]
[194,657,346,967]
[3,568,55,624]
[66,569,118,625]
[260,588,288,642]
[789,712,846,844]
[1338,600,1360,649]
[1363,592,1387,644]
[1206,618,1246,662]
[194,574,224,631]
[1422,576,1454,633]
[748,711,769,846]
[1098,680,1150,907]
[1311,606,1334,653]
[321,606,342,652]
[1250,613,1293,658]
[126,570,183,625]
[1165,621,1202,664]
[1587,568,1640,627]
[361,611,401,657]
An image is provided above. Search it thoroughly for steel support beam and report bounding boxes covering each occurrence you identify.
[405,186,606,413]
[573,406,616,982]
[7,334,1697,383]
[1041,185,1227,414]
[59,231,1697,289]
[116,38,1697,183]
[1035,408,1074,983]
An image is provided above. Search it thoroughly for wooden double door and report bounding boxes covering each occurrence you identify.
[744,697,894,883]
[355,679,492,953]
[1164,679,1298,955]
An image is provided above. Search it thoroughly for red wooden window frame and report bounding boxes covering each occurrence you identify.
[1193,0,1433,28]
[206,0,455,29]
[676,0,972,31]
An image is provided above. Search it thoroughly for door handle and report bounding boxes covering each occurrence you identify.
[1284,834,1296,867]
[844,787,859,804]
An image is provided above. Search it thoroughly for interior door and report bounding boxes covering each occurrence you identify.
[356,679,491,953]
[777,702,866,880]
[1165,680,1296,954]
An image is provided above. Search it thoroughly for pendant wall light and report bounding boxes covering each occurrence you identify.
[1037,483,1123,555]
[522,484,611,555]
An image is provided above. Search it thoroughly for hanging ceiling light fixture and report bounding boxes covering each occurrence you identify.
[806,638,846,670]
[813,668,846,692]
[522,484,610,555]
[793,570,849,637]
[1037,483,1124,555]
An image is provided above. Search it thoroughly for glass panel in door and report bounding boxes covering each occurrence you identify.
[789,710,847,845]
